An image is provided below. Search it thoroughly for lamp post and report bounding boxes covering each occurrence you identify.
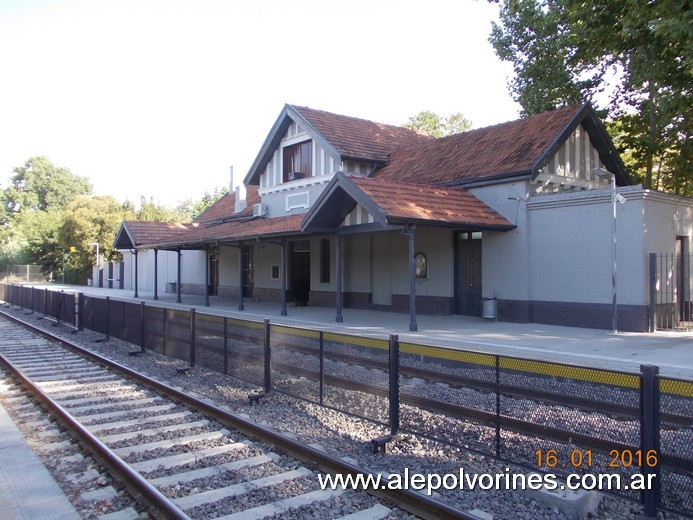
[89,242,100,286]
[89,242,100,267]
[593,168,626,333]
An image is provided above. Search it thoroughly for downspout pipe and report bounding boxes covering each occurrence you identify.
[402,224,417,332]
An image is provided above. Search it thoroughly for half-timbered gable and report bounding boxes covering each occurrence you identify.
[245,104,432,219]
[531,123,611,193]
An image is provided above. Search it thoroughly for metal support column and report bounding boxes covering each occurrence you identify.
[176,249,182,303]
[335,234,343,323]
[280,239,287,316]
[404,226,417,331]
[153,248,159,301]
[133,250,139,299]
[204,246,210,307]
[238,242,245,311]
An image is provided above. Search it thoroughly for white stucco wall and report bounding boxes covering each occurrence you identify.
[116,249,205,294]
[408,226,455,297]
[471,182,531,301]
[344,234,372,293]
[526,189,623,304]
[218,245,240,287]
[253,243,283,291]
[356,227,455,299]
[521,186,693,307]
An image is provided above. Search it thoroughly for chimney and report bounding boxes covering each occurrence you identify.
[231,165,247,213]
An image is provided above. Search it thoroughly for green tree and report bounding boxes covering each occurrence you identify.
[2,156,92,222]
[58,196,132,284]
[136,196,192,222]
[192,186,229,219]
[489,0,692,194]
[1,156,93,274]
[13,209,64,277]
[403,110,472,137]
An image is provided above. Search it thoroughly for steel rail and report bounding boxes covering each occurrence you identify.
[0,353,190,520]
[0,310,479,520]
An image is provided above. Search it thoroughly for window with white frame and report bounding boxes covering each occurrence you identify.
[283,140,312,182]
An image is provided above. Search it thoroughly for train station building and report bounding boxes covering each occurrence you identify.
[113,103,693,332]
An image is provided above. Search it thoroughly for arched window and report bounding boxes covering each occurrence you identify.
[415,252,428,279]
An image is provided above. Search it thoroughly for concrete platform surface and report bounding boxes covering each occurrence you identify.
[25,284,693,379]
[0,399,80,520]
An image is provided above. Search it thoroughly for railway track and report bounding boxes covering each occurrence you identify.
[0,313,476,520]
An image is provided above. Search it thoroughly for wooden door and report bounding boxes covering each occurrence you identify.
[455,232,482,316]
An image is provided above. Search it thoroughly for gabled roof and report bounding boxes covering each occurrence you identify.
[292,106,432,163]
[244,104,431,185]
[373,104,630,187]
[113,221,197,249]
[302,172,514,232]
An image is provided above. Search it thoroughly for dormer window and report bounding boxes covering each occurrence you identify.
[283,140,312,182]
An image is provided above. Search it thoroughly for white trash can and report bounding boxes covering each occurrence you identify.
[482,296,497,320]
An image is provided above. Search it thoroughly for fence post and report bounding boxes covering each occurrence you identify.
[190,308,196,367]
[223,317,228,375]
[77,293,83,330]
[105,296,110,340]
[389,334,400,436]
[640,364,661,518]
[162,308,167,356]
[495,355,501,458]
[54,291,61,326]
[649,253,657,332]
[263,318,271,393]
[319,331,324,406]
[139,301,145,352]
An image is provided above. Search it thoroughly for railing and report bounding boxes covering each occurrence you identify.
[650,252,692,331]
[1,282,691,518]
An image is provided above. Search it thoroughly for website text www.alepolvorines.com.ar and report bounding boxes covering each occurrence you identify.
[318,468,657,495]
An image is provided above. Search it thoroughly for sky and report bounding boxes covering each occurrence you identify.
[0,0,521,208]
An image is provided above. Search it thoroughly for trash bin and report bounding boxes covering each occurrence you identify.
[482,296,497,320]
[166,282,177,293]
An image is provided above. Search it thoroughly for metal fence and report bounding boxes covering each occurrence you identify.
[1,284,77,325]
[2,265,47,283]
[1,283,691,518]
[650,253,692,331]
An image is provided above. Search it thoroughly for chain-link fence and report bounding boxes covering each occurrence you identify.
[2,265,48,283]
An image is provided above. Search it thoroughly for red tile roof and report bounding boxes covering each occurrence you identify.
[293,105,432,164]
[349,176,513,229]
[120,221,197,247]
[146,214,304,248]
[373,104,584,185]
[194,186,260,224]
[120,105,598,248]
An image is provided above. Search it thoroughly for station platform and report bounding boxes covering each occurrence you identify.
[28,284,693,379]
[0,397,80,519]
